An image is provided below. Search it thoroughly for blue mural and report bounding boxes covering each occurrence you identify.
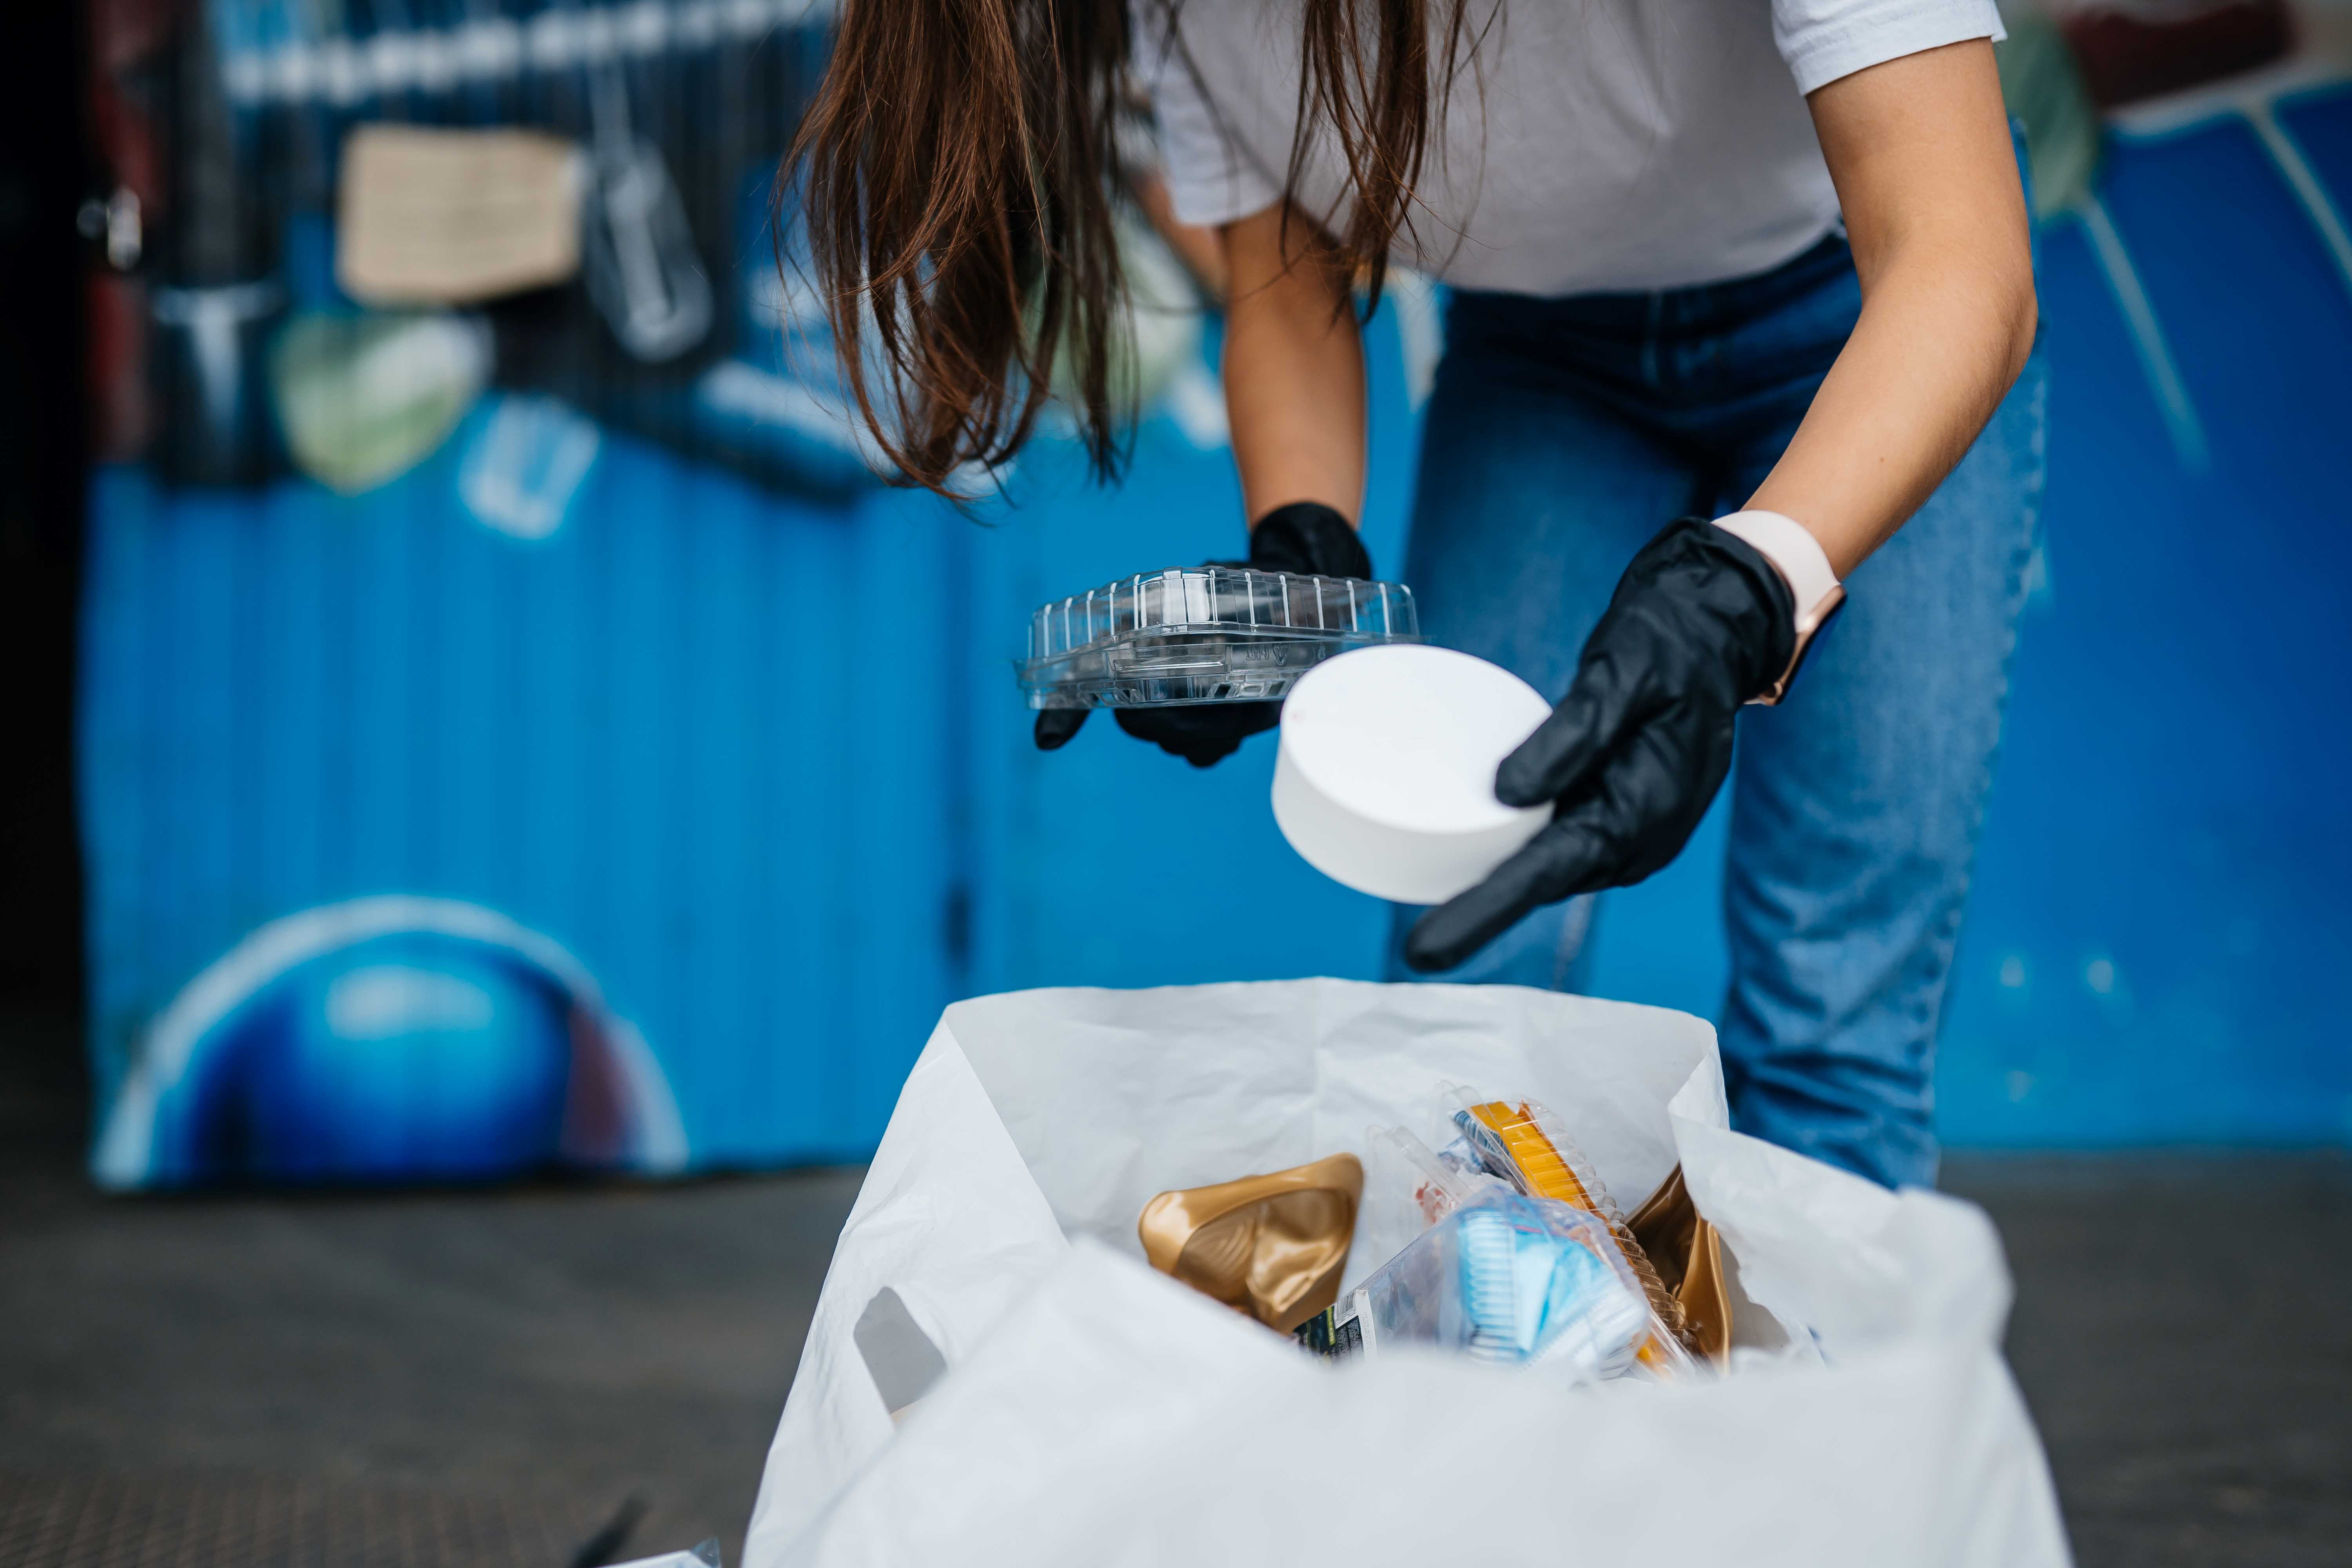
[91,897,684,1185]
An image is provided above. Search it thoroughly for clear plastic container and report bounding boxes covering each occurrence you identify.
[1353,1123,1512,1279]
[1018,567,1420,710]
[1296,1188,1651,1380]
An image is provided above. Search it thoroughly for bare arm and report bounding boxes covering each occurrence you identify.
[1747,39,2036,575]
[1130,171,1230,303]
[1216,204,1367,526]
[1204,45,2027,559]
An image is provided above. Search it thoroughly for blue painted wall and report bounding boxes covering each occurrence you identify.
[82,434,966,1173]
[1937,94,2352,1145]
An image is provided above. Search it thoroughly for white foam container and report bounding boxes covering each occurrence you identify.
[1272,645,1554,905]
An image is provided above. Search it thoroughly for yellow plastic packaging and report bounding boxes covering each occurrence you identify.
[1446,1089,1698,1376]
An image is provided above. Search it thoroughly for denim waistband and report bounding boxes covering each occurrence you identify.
[1447,229,1857,345]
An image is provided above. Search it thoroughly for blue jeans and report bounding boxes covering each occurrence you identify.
[1385,234,2048,1189]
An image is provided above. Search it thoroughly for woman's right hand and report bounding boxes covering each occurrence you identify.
[1032,501,1371,767]
[1036,204,1371,766]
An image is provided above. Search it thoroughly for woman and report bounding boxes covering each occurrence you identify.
[791,0,2043,1189]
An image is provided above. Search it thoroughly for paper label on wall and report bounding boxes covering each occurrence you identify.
[338,125,584,305]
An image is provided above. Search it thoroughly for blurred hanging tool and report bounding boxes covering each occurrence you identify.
[577,3,712,363]
[458,392,604,539]
[151,279,286,483]
[148,0,285,486]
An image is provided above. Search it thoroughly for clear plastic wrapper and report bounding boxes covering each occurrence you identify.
[1443,1089,1619,1217]
[1355,1124,1510,1278]
[1018,567,1419,710]
[1439,1086,1699,1376]
[1296,1189,1650,1380]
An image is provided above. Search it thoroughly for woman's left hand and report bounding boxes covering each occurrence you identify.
[1402,517,1797,972]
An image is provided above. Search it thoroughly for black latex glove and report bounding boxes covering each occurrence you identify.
[1033,501,1373,768]
[1403,517,1799,973]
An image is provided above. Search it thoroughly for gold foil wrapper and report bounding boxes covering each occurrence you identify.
[1627,1164,1734,1362]
[1138,1153,1364,1333]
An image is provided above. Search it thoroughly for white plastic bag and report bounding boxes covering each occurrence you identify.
[744,980,2068,1568]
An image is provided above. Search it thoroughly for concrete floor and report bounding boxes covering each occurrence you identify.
[1940,1153,2352,1565]
[2,1008,2346,1566]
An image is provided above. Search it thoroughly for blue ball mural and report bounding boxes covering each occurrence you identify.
[93,898,685,1188]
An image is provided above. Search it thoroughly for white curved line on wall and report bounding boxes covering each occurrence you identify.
[91,895,688,1188]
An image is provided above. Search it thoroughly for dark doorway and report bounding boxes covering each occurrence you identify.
[0,0,94,1178]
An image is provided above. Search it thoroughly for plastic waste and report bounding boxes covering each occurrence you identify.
[1354,1124,1510,1281]
[1443,1087,1699,1375]
[1138,1153,1364,1333]
[1297,1188,1650,1380]
[577,6,712,363]
[1019,569,1418,711]
[744,979,2069,1568]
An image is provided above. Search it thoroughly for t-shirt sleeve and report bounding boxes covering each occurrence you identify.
[1132,6,1281,226]
[1771,0,2006,95]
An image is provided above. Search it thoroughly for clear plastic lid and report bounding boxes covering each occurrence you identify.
[1018,567,1420,710]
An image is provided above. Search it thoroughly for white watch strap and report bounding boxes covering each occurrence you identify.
[1711,510,1842,633]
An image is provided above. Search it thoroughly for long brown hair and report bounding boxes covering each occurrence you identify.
[788,0,1480,496]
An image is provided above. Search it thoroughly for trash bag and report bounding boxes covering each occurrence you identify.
[744,981,2069,1568]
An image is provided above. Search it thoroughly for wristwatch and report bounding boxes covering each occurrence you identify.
[1711,510,1847,706]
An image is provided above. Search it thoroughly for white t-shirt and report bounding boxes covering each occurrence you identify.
[1139,0,2004,295]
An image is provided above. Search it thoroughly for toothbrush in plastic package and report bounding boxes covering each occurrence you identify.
[1298,1187,1650,1380]
[1440,1086,1698,1375]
